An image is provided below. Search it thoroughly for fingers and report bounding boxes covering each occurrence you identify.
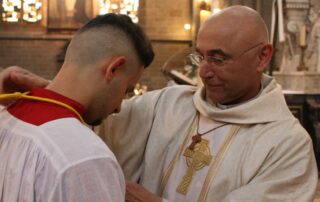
[125,181,141,202]
[0,66,49,106]
[0,66,49,94]
[10,66,49,90]
[0,66,20,105]
[0,66,12,93]
[125,181,162,202]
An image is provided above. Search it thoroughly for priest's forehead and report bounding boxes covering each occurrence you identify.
[198,6,269,49]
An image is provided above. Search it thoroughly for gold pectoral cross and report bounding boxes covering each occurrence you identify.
[176,138,212,195]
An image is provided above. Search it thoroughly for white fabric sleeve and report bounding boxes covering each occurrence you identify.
[98,89,166,181]
[49,158,125,202]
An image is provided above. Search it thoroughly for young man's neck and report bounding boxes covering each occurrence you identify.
[46,67,93,109]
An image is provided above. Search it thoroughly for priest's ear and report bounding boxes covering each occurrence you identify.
[104,56,127,82]
[257,43,273,72]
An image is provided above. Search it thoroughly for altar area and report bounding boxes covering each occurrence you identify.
[264,0,320,168]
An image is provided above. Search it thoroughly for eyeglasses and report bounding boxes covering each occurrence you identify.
[189,42,264,67]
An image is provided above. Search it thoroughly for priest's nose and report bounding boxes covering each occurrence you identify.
[199,64,215,80]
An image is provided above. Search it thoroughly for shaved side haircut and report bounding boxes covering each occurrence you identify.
[64,14,154,69]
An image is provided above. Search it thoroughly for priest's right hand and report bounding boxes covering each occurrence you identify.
[125,181,162,202]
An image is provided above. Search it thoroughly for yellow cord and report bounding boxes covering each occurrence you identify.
[0,92,85,124]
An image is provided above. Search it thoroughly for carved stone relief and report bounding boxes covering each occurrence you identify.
[273,0,320,93]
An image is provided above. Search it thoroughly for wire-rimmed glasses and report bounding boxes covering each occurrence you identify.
[189,42,264,67]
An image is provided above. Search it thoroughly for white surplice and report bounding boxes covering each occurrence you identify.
[0,111,125,202]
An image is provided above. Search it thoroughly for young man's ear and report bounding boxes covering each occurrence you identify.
[104,56,127,82]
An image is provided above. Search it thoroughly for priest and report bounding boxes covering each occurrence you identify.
[100,6,318,201]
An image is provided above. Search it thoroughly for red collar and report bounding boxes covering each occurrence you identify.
[8,88,85,126]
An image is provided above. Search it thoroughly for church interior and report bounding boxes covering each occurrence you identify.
[1,0,320,200]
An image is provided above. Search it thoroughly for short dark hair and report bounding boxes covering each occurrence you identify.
[78,13,154,68]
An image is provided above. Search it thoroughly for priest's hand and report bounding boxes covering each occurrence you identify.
[0,66,49,93]
[125,181,162,202]
[0,66,49,105]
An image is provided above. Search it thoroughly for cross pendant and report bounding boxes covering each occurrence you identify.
[176,139,212,195]
[176,164,197,195]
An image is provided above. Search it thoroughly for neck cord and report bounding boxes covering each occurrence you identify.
[0,92,85,124]
[196,113,229,136]
[188,113,229,150]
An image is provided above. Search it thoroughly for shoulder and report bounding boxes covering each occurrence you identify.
[121,85,198,112]
[159,85,198,96]
[242,119,313,155]
[142,85,198,110]
[138,85,197,99]
[39,118,116,168]
[231,120,315,176]
[258,119,310,142]
[131,85,197,104]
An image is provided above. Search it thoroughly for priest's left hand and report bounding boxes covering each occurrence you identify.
[125,181,162,202]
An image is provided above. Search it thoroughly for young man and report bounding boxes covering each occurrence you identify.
[0,13,153,201]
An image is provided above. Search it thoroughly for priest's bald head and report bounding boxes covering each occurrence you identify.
[47,14,154,125]
[196,5,273,105]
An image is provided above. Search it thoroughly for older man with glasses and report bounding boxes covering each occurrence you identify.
[0,5,318,202]
[103,5,317,202]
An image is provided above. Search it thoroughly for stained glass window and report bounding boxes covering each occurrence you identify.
[1,0,42,23]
